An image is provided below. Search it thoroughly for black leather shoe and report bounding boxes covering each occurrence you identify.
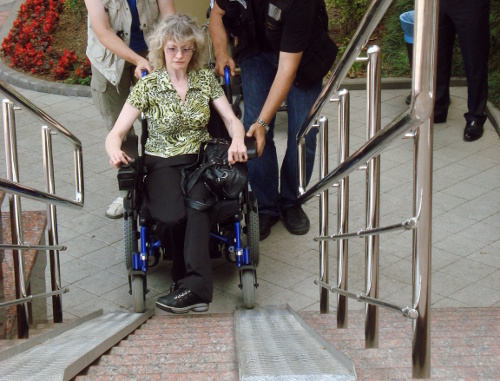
[463,121,484,142]
[156,288,209,314]
[281,205,310,235]
[405,93,411,105]
[259,213,280,241]
[434,115,447,124]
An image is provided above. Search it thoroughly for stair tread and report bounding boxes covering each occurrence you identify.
[73,306,499,381]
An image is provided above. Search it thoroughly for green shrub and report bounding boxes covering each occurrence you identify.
[326,0,370,36]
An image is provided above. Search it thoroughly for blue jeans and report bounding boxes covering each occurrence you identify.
[240,52,322,216]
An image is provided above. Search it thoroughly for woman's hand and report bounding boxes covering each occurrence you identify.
[227,138,248,165]
[108,149,131,168]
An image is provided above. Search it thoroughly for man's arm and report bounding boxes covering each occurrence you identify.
[158,0,175,18]
[84,0,152,73]
[209,1,236,77]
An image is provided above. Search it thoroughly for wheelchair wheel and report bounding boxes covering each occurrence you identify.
[246,205,260,266]
[132,275,146,313]
[124,217,138,270]
[241,270,256,309]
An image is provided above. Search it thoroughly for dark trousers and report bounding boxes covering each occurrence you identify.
[143,154,218,302]
[434,0,490,124]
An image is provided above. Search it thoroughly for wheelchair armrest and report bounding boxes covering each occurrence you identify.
[245,136,257,160]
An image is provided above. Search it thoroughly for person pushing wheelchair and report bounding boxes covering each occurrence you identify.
[105,13,265,313]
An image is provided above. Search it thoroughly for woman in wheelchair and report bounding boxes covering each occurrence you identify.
[105,13,265,313]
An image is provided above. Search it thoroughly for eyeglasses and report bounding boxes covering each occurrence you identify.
[166,46,196,56]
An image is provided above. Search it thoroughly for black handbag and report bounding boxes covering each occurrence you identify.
[181,139,248,211]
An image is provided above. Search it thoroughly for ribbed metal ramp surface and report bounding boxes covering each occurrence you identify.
[0,309,153,381]
[234,305,356,380]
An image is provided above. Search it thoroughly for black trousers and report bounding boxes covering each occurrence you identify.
[434,0,490,124]
[143,154,219,302]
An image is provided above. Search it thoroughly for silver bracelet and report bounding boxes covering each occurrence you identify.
[256,117,270,132]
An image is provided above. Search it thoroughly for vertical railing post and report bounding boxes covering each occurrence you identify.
[364,45,382,348]
[318,116,329,313]
[42,126,63,323]
[336,89,350,328]
[2,99,29,338]
[412,120,433,378]
[410,0,437,377]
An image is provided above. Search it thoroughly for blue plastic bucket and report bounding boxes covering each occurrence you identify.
[400,10,415,44]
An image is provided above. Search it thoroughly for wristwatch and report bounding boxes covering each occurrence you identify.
[255,117,270,132]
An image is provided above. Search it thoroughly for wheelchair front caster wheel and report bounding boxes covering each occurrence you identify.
[241,270,256,309]
[132,275,146,313]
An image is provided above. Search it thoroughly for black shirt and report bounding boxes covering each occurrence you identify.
[215,0,315,53]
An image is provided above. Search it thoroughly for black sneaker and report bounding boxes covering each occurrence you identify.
[281,205,310,235]
[259,213,280,241]
[156,288,209,314]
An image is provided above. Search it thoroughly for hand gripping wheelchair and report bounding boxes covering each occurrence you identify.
[117,71,259,313]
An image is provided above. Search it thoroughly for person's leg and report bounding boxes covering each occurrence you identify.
[280,81,322,209]
[453,0,490,126]
[434,1,455,123]
[90,64,131,131]
[142,160,188,284]
[92,63,136,218]
[240,53,280,215]
[156,180,218,313]
[240,53,281,239]
[278,81,322,234]
[178,192,216,302]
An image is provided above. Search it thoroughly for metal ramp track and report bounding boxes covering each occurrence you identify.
[0,309,154,381]
[234,305,356,380]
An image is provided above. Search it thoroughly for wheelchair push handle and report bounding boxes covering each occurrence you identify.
[244,136,257,160]
[223,66,232,104]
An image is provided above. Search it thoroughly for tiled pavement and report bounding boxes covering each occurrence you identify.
[0,0,498,319]
[0,0,499,378]
[2,84,497,320]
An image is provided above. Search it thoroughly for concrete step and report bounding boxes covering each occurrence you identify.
[74,306,498,380]
[301,307,499,380]
[76,313,238,380]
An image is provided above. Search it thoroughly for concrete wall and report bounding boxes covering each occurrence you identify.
[175,0,210,25]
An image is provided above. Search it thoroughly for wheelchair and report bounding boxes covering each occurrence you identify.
[117,73,259,314]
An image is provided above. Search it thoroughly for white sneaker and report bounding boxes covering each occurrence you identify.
[105,197,124,219]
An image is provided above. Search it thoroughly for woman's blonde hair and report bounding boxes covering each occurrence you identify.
[147,13,207,71]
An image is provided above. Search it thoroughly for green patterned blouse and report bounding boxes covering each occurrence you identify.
[127,67,225,158]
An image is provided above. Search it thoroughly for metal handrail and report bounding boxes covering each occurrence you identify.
[0,288,69,309]
[295,0,436,377]
[0,243,66,251]
[0,79,82,147]
[1,78,85,338]
[0,178,83,209]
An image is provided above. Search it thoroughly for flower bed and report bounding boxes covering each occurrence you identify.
[1,0,90,84]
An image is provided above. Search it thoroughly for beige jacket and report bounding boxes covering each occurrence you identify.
[86,0,160,86]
